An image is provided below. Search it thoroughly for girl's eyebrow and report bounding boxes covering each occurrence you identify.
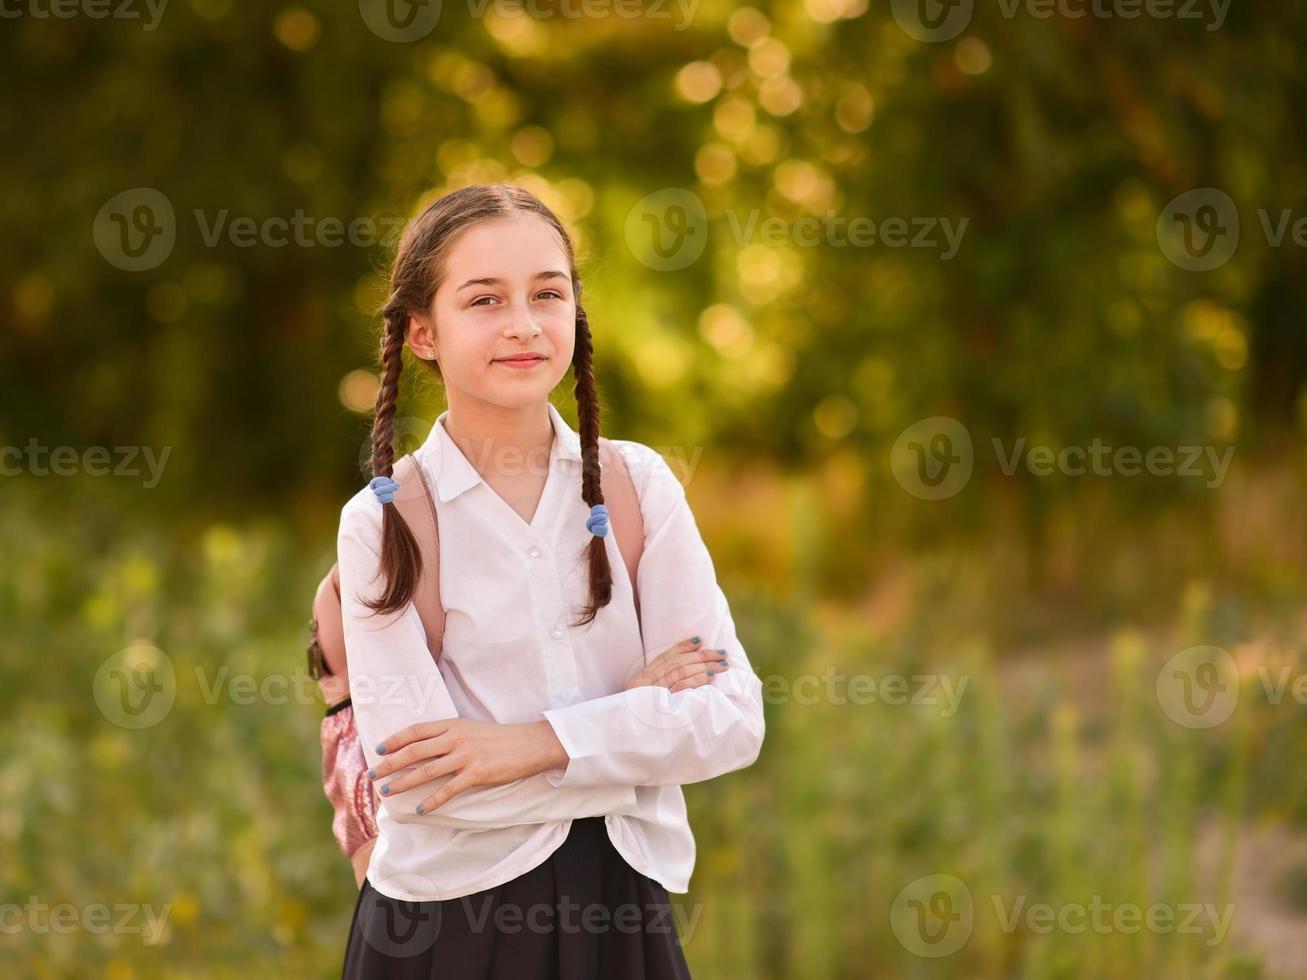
[457,270,569,291]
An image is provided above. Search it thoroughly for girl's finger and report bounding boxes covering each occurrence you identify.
[415,769,479,815]
[648,647,729,685]
[664,659,731,692]
[368,736,450,781]
[668,664,730,693]
[650,636,704,666]
[375,719,451,757]
[379,749,460,797]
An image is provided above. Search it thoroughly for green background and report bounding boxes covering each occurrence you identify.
[2,0,1306,976]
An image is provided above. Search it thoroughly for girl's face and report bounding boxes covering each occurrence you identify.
[411,213,576,412]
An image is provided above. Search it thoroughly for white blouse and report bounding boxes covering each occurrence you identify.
[337,401,765,902]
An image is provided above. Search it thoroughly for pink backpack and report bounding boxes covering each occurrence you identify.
[307,437,645,886]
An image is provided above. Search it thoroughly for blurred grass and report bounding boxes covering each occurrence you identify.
[2,453,1305,978]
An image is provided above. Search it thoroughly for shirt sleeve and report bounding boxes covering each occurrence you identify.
[537,442,766,788]
[337,495,639,829]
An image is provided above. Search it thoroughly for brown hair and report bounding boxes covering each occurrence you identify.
[361,182,612,628]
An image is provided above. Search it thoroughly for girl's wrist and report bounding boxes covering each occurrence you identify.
[531,719,570,775]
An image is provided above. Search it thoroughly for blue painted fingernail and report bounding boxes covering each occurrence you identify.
[691,635,700,643]
[717,648,726,653]
[416,804,425,814]
[367,769,377,779]
[718,659,727,666]
[376,743,387,754]
[707,670,715,676]
[381,785,391,795]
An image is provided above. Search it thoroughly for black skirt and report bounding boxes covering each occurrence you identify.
[340,816,693,979]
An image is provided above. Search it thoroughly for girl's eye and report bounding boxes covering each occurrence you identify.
[471,290,563,307]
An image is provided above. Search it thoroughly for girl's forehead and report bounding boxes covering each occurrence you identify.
[444,215,568,273]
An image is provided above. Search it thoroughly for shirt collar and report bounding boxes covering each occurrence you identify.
[423,401,584,504]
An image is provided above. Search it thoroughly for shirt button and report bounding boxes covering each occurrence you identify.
[529,546,542,558]
[550,627,563,640]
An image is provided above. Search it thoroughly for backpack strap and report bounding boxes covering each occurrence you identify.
[307,453,444,711]
[597,437,645,622]
[392,453,445,662]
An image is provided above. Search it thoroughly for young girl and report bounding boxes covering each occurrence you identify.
[337,183,765,978]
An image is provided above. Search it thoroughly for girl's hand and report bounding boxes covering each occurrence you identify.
[624,636,730,694]
[367,718,568,814]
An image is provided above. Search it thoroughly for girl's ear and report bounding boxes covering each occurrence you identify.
[405,311,437,361]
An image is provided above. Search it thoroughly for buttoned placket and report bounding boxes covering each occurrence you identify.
[521,523,582,708]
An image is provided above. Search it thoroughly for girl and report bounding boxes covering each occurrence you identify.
[337,183,765,978]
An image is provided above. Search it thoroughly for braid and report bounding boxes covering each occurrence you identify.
[360,307,423,614]
[570,301,614,628]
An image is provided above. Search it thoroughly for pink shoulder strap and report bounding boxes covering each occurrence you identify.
[392,453,445,660]
[597,437,644,620]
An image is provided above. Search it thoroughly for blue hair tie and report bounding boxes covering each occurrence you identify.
[369,475,400,505]
[586,503,609,538]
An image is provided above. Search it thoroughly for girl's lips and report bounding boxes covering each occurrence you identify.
[495,356,547,370]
